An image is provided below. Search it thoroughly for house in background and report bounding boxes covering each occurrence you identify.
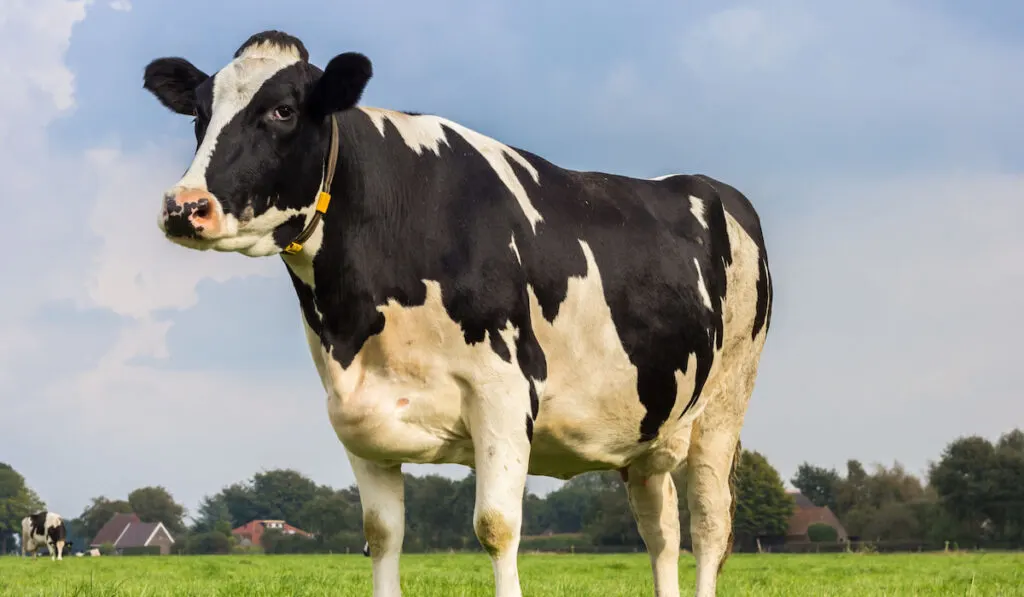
[89,512,176,555]
[786,491,849,543]
[231,519,312,548]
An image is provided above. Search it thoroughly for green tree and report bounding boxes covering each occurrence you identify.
[128,486,187,535]
[250,469,321,524]
[997,429,1024,455]
[191,494,233,533]
[0,463,46,554]
[835,459,868,520]
[929,435,997,540]
[791,463,841,512]
[991,429,1024,544]
[732,450,794,549]
[296,488,361,544]
[219,482,262,528]
[584,472,641,547]
[537,473,605,534]
[404,473,475,551]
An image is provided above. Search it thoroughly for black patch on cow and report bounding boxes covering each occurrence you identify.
[488,332,511,362]
[234,30,310,62]
[29,512,46,537]
[285,267,323,341]
[46,520,66,545]
[525,414,534,443]
[273,214,307,249]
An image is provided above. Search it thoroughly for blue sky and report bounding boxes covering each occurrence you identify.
[2,0,1022,524]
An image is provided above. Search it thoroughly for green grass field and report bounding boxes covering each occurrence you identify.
[1,552,1022,596]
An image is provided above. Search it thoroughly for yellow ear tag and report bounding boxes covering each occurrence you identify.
[316,191,331,213]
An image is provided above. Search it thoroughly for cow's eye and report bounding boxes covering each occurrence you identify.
[269,105,295,121]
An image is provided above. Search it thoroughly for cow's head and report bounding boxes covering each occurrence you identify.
[143,31,372,256]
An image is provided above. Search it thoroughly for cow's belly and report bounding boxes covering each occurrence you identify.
[323,354,475,466]
[304,280,660,473]
[320,353,656,476]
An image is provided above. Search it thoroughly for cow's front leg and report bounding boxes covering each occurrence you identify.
[349,450,405,597]
[468,380,533,597]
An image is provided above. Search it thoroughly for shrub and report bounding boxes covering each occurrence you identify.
[185,531,232,555]
[808,523,839,543]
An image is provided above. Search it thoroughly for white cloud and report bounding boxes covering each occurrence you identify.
[108,0,130,11]
[0,0,88,115]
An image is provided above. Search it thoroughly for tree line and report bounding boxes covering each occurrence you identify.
[1,427,1021,555]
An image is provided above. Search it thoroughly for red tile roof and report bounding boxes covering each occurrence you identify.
[231,519,311,547]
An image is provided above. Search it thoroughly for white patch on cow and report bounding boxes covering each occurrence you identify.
[358,107,544,233]
[650,173,682,181]
[219,204,310,257]
[689,195,709,230]
[509,233,521,264]
[693,258,713,310]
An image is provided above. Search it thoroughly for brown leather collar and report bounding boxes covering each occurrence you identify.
[282,113,340,255]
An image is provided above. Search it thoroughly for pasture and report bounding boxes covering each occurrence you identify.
[2,552,1023,596]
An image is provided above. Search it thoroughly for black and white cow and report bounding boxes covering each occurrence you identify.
[21,511,68,561]
[143,31,773,597]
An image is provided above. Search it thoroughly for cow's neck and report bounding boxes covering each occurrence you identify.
[279,106,424,366]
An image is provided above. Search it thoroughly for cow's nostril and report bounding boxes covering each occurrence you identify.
[195,198,210,219]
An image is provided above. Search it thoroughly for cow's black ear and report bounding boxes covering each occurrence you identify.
[308,52,372,118]
[143,57,209,116]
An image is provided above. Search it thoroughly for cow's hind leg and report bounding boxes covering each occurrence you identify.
[468,379,533,597]
[686,363,759,597]
[55,539,65,561]
[349,451,405,597]
[623,468,681,597]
